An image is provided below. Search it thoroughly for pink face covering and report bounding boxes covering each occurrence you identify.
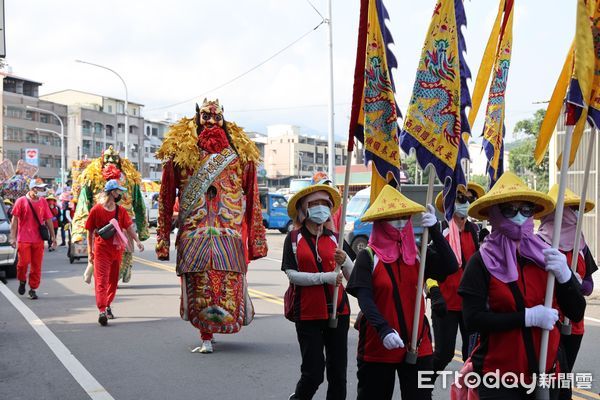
[369,218,418,265]
[537,208,586,251]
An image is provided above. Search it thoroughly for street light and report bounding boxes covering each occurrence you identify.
[75,59,129,158]
[27,106,65,189]
[34,128,65,189]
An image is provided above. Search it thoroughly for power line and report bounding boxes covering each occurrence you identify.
[228,102,350,113]
[305,0,325,20]
[148,21,325,112]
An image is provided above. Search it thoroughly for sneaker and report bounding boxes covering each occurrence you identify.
[18,281,26,295]
[288,394,299,400]
[106,307,115,319]
[28,290,38,300]
[98,312,108,326]
[60,242,66,246]
[199,340,213,353]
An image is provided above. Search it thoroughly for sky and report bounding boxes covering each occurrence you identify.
[4,0,575,144]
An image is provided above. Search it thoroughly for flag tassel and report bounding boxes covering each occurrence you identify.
[561,129,595,335]
[405,165,435,365]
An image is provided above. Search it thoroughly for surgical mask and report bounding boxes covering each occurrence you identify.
[387,219,408,230]
[509,212,529,226]
[454,202,469,218]
[114,194,123,203]
[307,205,331,225]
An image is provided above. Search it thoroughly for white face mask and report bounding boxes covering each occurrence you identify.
[387,219,408,230]
[509,212,529,226]
[454,202,469,218]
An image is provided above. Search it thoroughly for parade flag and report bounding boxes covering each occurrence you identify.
[399,0,471,221]
[481,0,514,184]
[535,0,597,166]
[348,0,401,203]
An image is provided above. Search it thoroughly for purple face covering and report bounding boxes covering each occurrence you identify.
[537,208,586,252]
[479,206,550,283]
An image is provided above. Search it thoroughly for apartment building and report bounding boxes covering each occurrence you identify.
[40,89,145,172]
[264,124,361,188]
[143,119,169,180]
[1,73,67,184]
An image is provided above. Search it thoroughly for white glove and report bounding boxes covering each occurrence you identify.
[543,248,572,284]
[382,330,405,350]
[574,272,583,284]
[525,305,559,330]
[421,204,437,228]
[320,272,340,285]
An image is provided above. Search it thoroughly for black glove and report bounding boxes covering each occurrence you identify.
[428,286,447,318]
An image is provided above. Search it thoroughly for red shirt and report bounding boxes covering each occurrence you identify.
[12,195,53,243]
[440,228,478,311]
[49,205,60,229]
[85,204,133,252]
[357,258,433,363]
[561,250,586,335]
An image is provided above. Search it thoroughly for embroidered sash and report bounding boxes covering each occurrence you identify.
[178,147,237,224]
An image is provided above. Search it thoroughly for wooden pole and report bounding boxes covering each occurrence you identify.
[561,129,595,335]
[405,164,435,364]
[537,124,574,400]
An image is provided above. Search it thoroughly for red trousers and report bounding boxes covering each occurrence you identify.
[94,246,122,312]
[17,242,45,289]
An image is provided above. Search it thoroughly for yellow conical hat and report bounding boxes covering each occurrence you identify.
[547,184,595,213]
[468,172,554,220]
[361,185,426,222]
[434,182,486,212]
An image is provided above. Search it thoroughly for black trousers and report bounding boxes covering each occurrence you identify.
[294,315,349,400]
[559,333,583,400]
[432,310,469,375]
[356,355,434,400]
[478,385,560,400]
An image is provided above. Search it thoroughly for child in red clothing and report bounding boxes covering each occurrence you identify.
[46,196,60,252]
[86,179,144,326]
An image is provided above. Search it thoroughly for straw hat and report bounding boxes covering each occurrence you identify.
[287,183,341,221]
[361,185,426,222]
[547,184,595,213]
[434,182,486,212]
[468,172,554,220]
[46,195,57,202]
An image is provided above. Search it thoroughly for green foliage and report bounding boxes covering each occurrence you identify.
[509,109,549,192]
[470,174,489,189]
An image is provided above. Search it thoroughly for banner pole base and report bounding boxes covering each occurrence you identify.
[328,317,338,329]
[405,349,418,365]
[560,323,572,336]
[535,386,550,400]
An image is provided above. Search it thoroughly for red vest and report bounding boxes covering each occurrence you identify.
[440,229,477,311]
[472,263,561,381]
[292,232,350,321]
[357,258,433,363]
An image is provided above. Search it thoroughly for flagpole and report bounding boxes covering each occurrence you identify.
[537,124,574,400]
[406,164,435,365]
[329,150,353,328]
[561,128,595,335]
[326,0,336,182]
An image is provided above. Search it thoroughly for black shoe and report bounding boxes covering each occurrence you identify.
[18,281,26,295]
[98,312,108,326]
[106,307,115,319]
[28,290,38,300]
[60,242,66,246]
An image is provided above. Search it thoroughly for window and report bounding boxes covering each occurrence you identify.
[152,127,158,137]
[4,126,23,141]
[5,150,20,164]
[82,120,92,134]
[129,125,135,134]
[106,125,114,137]
[118,123,125,134]
[25,132,39,144]
[25,111,34,121]
[4,106,22,119]
[82,140,92,155]
[95,142,103,156]
[146,126,151,136]
[117,103,124,114]
[94,122,104,135]
[40,113,50,123]
[107,105,113,113]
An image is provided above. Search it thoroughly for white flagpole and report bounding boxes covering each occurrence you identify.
[561,128,595,335]
[329,150,353,328]
[537,124,574,400]
[405,164,435,364]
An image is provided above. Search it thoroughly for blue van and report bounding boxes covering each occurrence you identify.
[261,193,293,233]
[343,185,444,254]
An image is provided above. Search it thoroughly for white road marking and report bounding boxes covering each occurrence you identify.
[584,316,600,324]
[0,283,115,400]
[263,257,282,263]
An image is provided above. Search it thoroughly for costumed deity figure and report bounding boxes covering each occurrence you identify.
[71,146,149,283]
[156,99,267,353]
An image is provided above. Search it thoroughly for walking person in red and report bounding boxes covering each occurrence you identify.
[9,179,57,299]
[85,179,144,326]
[46,195,60,252]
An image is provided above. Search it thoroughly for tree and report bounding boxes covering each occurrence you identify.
[509,109,549,192]
[470,174,488,188]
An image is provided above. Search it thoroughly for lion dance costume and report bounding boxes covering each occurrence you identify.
[71,147,149,283]
[156,99,267,353]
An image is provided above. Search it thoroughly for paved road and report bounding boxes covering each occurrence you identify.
[1,231,599,399]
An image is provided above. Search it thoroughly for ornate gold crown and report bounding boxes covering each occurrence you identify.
[103,145,120,157]
[198,98,224,115]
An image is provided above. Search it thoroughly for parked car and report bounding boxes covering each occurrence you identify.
[0,199,17,279]
[260,193,293,233]
[344,185,444,255]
